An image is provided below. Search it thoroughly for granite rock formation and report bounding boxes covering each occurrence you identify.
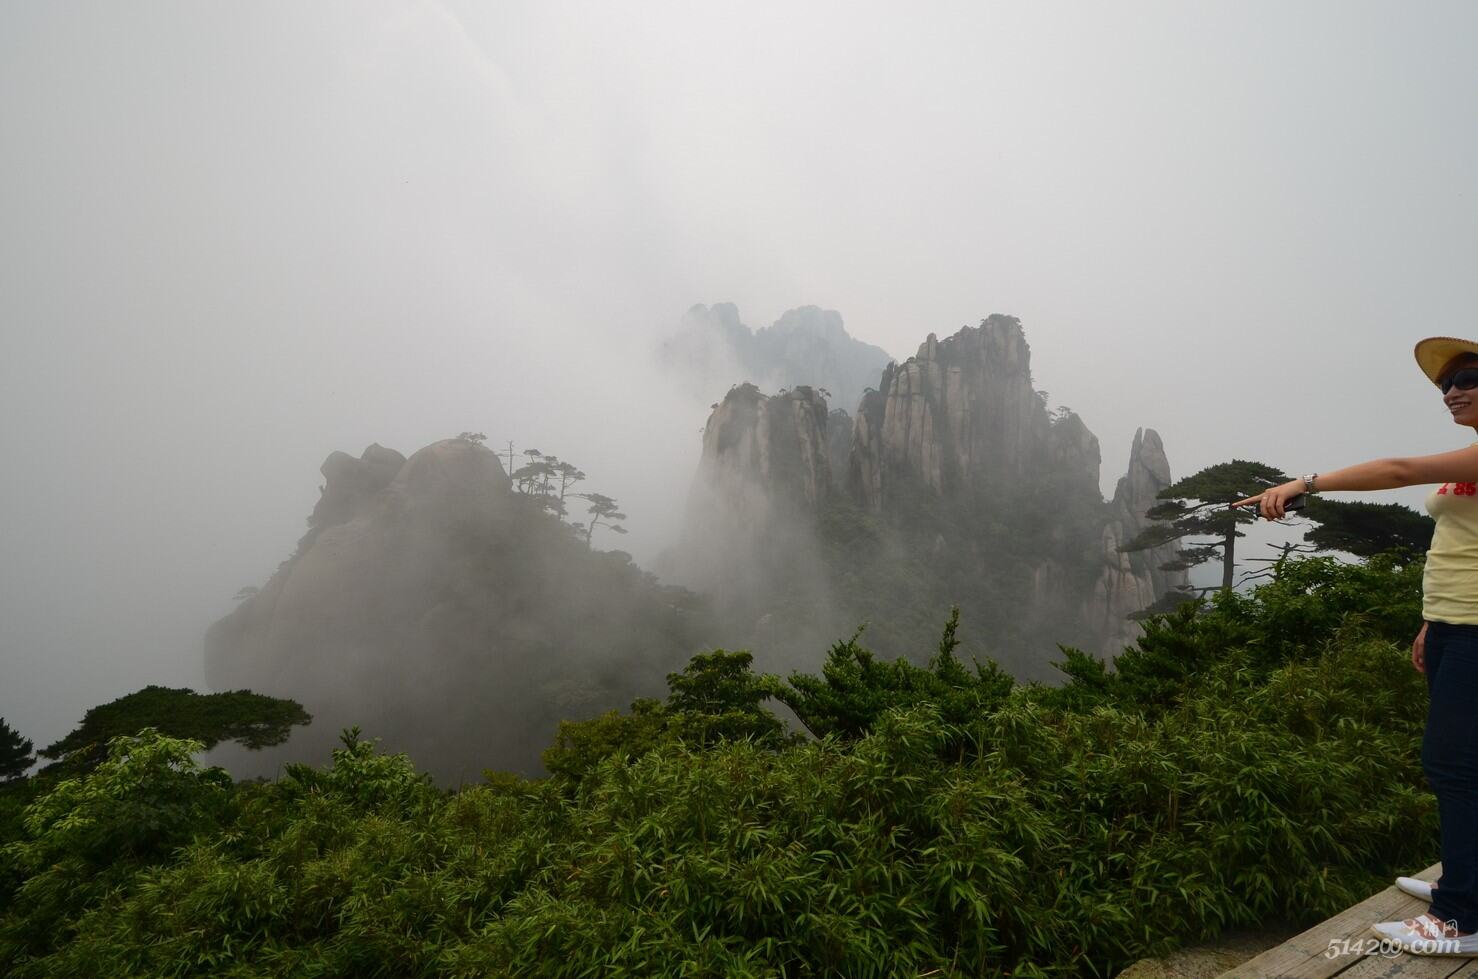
[1112,428,1185,597]
[1087,429,1191,654]
[825,408,853,485]
[673,313,1186,672]
[207,437,704,781]
[208,439,510,700]
[308,444,407,542]
[663,384,837,644]
[850,318,1068,507]
[697,382,832,513]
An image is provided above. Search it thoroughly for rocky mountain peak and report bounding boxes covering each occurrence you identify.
[768,305,849,343]
[309,443,407,539]
[850,315,1071,508]
[1088,427,1190,655]
[698,382,832,513]
[1113,427,1172,515]
[674,310,1190,669]
[1046,411,1102,496]
[662,382,838,633]
[207,436,702,781]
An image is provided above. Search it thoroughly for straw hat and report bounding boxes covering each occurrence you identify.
[1415,336,1478,386]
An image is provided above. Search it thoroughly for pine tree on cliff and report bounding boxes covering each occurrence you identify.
[579,493,628,546]
[1121,460,1289,594]
[38,686,311,773]
[0,717,35,782]
[1300,497,1434,561]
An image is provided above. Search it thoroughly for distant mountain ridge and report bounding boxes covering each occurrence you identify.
[659,303,893,415]
[206,311,1186,780]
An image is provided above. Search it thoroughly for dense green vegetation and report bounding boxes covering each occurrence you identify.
[0,555,1435,977]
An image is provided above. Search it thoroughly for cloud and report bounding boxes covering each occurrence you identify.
[2,1,1475,754]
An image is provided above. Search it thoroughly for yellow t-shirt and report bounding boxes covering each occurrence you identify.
[1424,451,1478,624]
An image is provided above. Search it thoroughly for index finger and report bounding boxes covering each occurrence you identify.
[1229,495,1263,509]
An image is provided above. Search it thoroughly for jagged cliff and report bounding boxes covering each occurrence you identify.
[206,438,706,781]
[1088,428,1190,655]
[1112,428,1186,598]
[208,440,510,699]
[671,314,1186,672]
[697,382,832,513]
[851,318,1079,506]
[660,384,836,647]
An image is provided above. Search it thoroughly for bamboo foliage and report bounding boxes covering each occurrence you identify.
[0,555,1435,978]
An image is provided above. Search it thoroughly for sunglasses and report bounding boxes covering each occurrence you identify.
[1441,368,1478,395]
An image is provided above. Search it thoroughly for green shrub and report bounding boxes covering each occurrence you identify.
[769,607,1014,741]
[0,730,233,967]
[543,649,794,783]
[0,556,1438,977]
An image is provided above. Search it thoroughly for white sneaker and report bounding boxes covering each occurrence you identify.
[1396,876,1435,902]
[1370,914,1478,956]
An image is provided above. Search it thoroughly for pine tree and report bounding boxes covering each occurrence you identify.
[1301,497,1434,560]
[39,686,310,773]
[579,492,628,545]
[1121,459,1289,595]
[0,716,35,782]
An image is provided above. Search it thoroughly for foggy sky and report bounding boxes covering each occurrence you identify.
[3,2,1476,754]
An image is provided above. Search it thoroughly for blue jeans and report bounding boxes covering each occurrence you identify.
[1422,619,1478,932]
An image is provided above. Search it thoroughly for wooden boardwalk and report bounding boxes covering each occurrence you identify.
[1220,863,1478,977]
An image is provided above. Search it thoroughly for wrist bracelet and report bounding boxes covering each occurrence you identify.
[1301,472,1318,494]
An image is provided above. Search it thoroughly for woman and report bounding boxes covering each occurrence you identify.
[1233,336,1478,956]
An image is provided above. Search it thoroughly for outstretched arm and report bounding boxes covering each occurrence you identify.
[1234,443,1478,520]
